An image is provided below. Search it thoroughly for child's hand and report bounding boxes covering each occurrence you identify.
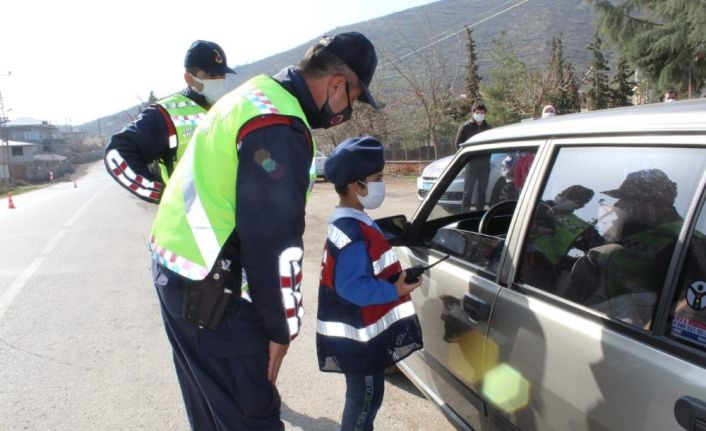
[395,270,422,297]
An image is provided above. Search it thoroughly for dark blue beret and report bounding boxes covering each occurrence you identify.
[324,136,385,188]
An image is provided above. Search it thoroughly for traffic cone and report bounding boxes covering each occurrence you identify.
[7,192,16,209]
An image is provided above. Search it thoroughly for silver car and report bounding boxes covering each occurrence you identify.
[314,150,327,179]
[378,100,706,431]
[416,154,508,210]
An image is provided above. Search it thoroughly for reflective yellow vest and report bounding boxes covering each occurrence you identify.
[151,75,316,280]
[154,94,207,182]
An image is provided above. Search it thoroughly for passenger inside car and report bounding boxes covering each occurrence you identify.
[568,169,682,327]
[521,185,604,294]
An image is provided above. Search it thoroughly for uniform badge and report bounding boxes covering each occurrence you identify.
[213,49,223,64]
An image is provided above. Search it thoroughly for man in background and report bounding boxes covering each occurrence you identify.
[455,104,492,211]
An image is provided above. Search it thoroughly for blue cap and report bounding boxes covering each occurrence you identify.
[184,40,236,75]
[322,32,378,108]
[325,136,385,188]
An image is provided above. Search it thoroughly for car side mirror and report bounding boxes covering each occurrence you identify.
[375,214,409,246]
[430,228,466,257]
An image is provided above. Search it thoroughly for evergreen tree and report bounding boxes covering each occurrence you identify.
[464,28,482,108]
[563,62,581,113]
[609,58,635,107]
[547,36,565,109]
[586,33,610,111]
[589,0,706,97]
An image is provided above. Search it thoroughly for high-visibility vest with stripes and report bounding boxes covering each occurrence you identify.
[598,220,683,298]
[533,213,593,264]
[317,217,423,374]
[154,94,207,182]
[150,75,315,280]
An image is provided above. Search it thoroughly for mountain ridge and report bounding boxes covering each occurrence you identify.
[80,0,598,137]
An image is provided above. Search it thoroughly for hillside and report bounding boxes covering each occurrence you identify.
[79,0,598,136]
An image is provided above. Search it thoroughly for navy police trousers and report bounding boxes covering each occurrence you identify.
[152,260,283,431]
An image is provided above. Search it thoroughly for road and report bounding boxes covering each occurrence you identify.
[0,162,451,430]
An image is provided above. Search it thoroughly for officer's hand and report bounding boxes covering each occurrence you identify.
[395,271,422,297]
[267,341,289,384]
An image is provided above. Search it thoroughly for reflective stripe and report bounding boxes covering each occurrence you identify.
[242,86,280,114]
[172,113,204,127]
[182,149,221,270]
[163,100,198,109]
[316,301,416,342]
[150,236,210,280]
[372,249,399,276]
[106,149,162,202]
[328,224,352,249]
[279,247,305,338]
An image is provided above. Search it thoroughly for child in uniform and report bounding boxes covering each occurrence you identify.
[316,136,424,431]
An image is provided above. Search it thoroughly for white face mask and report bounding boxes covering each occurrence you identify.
[473,113,485,123]
[191,73,238,105]
[357,181,386,210]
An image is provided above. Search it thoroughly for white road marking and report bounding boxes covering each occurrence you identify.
[0,187,106,321]
[0,257,44,320]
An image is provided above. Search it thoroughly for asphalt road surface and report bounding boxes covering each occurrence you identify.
[0,162,451,430]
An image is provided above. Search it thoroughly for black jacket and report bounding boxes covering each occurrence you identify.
[453,119,492,152]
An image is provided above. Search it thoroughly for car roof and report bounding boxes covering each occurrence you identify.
[462,99,706,147]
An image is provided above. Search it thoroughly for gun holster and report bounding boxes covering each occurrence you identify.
[182,259,235,329]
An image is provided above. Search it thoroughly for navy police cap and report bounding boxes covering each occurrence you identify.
[322,32,378,108]
[325,136,385,188]
[184,40,236,75]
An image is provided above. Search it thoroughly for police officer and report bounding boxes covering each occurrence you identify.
[104,40,237,203]
[150,32,379,430]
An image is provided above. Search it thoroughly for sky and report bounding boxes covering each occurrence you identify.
[0,0,438,126]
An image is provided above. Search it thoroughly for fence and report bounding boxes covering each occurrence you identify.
[384,160,432,176]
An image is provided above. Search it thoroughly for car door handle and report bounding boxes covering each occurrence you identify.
[462,293,490,323]
[675,396,706,431]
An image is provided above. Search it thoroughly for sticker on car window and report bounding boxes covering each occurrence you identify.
[670,316,706,348]
[686,280,706,311]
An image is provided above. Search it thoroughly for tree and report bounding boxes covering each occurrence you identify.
[483,37,564,124]
[589,0,706,98]
[381,37,463,160]
[464,28,482,109]
[586,32,611,111]
[609,58,635,107]
[547,36,565,109]
[563,62,582,113]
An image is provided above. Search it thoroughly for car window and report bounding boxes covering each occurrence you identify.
[423,148,537,274]
[518,146,706,329]
[668,203,706,352]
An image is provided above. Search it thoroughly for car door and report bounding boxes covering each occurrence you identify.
[487,137,706,431]
[396,142,542,430]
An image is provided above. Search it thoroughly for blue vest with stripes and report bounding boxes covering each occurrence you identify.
[316,216,423,374]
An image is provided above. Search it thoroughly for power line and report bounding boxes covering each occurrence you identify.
[387,0,531,63]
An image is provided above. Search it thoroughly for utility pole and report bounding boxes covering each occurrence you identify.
[1,71,12,185]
